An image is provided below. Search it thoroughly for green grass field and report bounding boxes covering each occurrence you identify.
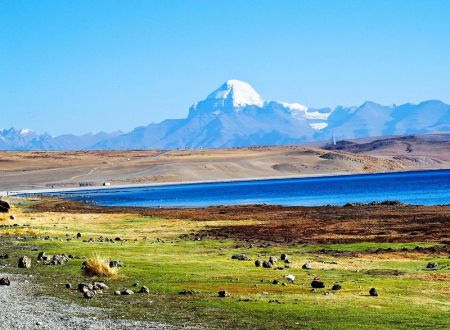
[0,201,449,329]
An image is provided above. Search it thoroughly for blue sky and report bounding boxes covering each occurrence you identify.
[1,0,449,134]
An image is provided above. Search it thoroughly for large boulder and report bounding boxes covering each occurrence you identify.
[0,200,10,213]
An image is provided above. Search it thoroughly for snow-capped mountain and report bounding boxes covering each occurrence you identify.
[93,80,331,149]
[1,80,449,150]
[327,100,450,140]
[0,128,121,150]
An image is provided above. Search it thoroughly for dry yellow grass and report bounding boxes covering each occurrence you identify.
[84,255,118,277]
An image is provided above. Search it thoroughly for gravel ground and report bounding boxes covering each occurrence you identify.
[0,273,174,330]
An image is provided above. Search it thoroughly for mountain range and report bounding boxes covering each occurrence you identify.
[1,80,449,150]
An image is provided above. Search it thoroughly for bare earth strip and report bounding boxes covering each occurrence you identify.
[1,134,449,194]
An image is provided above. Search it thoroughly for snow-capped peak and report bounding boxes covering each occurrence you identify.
[206,80,265,107]
[20,128,33,135]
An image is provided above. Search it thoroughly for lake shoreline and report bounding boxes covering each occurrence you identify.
[6,167,450,197]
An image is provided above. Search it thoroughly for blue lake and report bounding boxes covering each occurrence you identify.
[55,169,450,208]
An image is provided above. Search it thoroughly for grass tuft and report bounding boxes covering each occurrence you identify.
[84,255,117,277]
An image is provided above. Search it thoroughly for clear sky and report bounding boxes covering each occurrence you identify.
[1,0,449,135]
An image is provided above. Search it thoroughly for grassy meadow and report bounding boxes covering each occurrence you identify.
[0,199,449,329]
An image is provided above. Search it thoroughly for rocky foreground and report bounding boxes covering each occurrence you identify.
[0,273,173,330]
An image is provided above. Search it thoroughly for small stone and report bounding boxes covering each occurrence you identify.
[332,284,342,291]
[51,254,69,265]
[268,256,277,264]
[255,260,262,267]
[138,286,150,293]
[93,282,109,290]
[76,232,82,238]
[284,274,295,283]
[115,237,122,241]
[218,290,230,297]
[109,260,123,268]
[272,280,280,284]
[114,290,121,295]
[262,261,272,268]
[179,289,199,295]
[9,215,15,220]
[121,289,134,295]
[280,253,288,260]
[65,283,72,289]
[311,280,325,289]
[0,253,9,259]
[84,290,95,299]
[37,252,47,261]
[369,288,378,296]
[18,256,31,268]
[426,262,438,269]
[0,277,11,286]
[78,283,94,293]
[302,263,312,270]
[231,254,251,261]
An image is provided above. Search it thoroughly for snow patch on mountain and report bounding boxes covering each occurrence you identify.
[207,80,265,108]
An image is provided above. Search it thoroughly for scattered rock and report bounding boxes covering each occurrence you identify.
[121,289,134,295]
[138,286,150,294]
[9,215,15,220]
[262,261,272,268]
[255,260,262,267]
[369,288,378,296]
[52,254,70,265]
[114,237,122,241]
[280,253,287,261]
[284,274,295,283]
[268,256,277,264]
[231,254,251,261]
[0,200,10,213]
[114,290,121,295]
[84,290,95,299]
[302,262,312,270]
[284,258,292,264]
[0,277,11,286]
[218,290,230,297]
[109,260,124,268]
[272,280,280,284]
[76,232,82,238]
[65,283,72,289]
[332,284,342,291]
[426,262,438,269]
[37,252,48,261]
[311,280,325,289]
[179,289,199,295]
[18,256,31,269]
[93,282,109,291]
[0,253,9,259]
[78,283,94,293]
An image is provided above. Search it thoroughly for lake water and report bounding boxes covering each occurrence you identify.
[56,169,450,207]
